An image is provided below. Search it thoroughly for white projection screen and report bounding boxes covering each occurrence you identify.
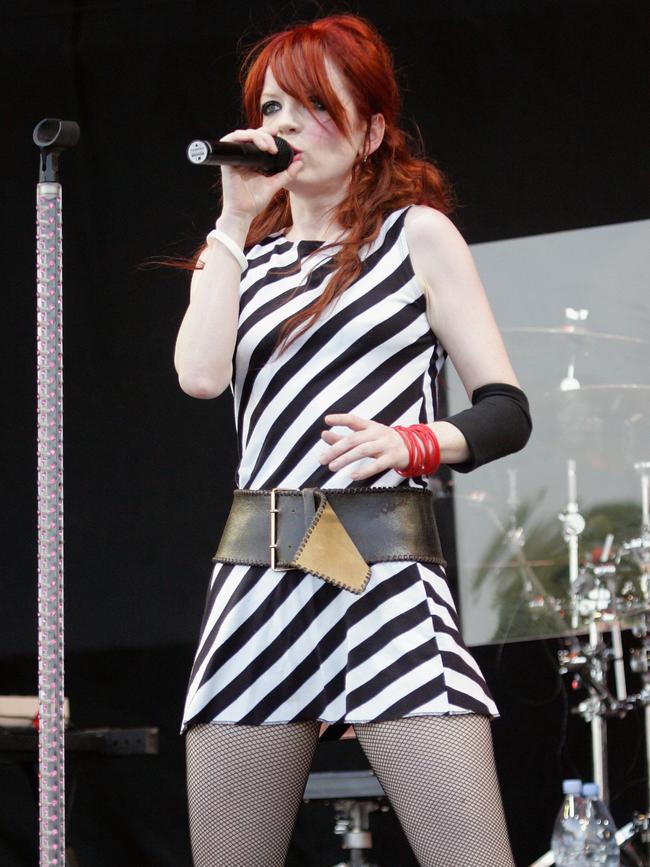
[447,220,650,647]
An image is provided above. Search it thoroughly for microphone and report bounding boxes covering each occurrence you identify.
[186,135,294,176]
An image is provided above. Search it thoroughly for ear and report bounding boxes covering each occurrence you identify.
[366,113,385,156]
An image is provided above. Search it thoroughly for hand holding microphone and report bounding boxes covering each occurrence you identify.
[188,128,303,226]
[188,134,295,175]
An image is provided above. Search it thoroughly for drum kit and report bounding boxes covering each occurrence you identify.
[465,309,650,865]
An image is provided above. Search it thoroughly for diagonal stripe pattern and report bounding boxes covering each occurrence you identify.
[182,207,497,739]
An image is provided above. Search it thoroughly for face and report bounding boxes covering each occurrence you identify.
[259,61,371,195]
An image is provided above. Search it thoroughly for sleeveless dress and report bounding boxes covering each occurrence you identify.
[181,206,498,741]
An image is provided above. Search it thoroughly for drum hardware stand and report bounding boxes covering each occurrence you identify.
[544,462,650,865]
[576,534,629,706]
[558,458,619,804]
[619,463,650,592]
[628,626,650,863]
[558,635,633,719]
[329,800,384,867]
[552,638,650,864]
[614,462,650,862]
[559,307,588,393]
[597,533,630,705]
[33,118,79,867]
[304,771,387,867]
[559,459,586,631]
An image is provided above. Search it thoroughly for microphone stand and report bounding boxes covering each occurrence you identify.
[33,118,79,867]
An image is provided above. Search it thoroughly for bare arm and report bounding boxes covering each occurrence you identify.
[405,205,518,392]
[174,214,249,399]
[404,205,520,464]
[173,128,304,399]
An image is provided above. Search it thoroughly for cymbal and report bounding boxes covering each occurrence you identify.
[503,325,649,346]
[542,384,650,426]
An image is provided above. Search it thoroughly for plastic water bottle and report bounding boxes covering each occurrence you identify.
[552,779,587,866]
[582,782,619,865]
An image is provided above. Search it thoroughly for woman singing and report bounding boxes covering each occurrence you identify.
[175,14,530,867]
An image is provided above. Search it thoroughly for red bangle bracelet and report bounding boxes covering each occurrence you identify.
[394,426,415,468]
[394,424,441,477]
[394,427,424,476]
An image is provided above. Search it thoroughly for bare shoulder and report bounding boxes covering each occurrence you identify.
[403,205,518,391]
[404,205,464,248]
[404,205,476,292]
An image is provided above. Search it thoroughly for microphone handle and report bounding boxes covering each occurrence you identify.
[187,136,293,175]
[190,140,269,168]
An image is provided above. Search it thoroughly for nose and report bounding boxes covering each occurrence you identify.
[274,102,301,137]
[278,120,297,136]
[277,117,299,137]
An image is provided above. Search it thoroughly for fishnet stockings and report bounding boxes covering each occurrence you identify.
[185,714,514,867]
[354,714,515,867]
[185,721,320,867]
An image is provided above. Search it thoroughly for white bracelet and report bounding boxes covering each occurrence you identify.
[206,228,248,272]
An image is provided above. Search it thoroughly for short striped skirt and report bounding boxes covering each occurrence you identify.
[181,558,497,741]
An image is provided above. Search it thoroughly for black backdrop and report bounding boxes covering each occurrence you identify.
[1,1,648,864]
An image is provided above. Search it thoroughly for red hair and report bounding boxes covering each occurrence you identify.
[238,15,454,351]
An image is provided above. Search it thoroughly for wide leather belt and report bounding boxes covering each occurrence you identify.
[214,487,446,595]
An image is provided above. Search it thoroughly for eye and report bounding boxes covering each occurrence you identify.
[261,100,281,116]
[309,96,327,112]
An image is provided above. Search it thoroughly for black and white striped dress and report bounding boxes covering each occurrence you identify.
[182,206,497,740]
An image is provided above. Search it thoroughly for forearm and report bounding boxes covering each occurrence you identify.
[174,214,250,398]
[399,384,531,477]
[430,420,472,465]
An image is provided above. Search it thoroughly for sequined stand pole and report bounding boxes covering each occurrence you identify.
[34,118,79,867]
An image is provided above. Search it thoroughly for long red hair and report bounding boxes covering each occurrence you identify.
[238,15,454,351]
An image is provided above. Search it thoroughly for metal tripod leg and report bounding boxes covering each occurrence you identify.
[328,800,382,867]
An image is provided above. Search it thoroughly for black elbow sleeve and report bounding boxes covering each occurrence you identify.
[443,382,532,473]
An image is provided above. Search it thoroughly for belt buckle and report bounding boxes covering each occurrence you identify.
[269,488,293,571]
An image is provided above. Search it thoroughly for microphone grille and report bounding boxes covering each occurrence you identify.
[266,136,294,175]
